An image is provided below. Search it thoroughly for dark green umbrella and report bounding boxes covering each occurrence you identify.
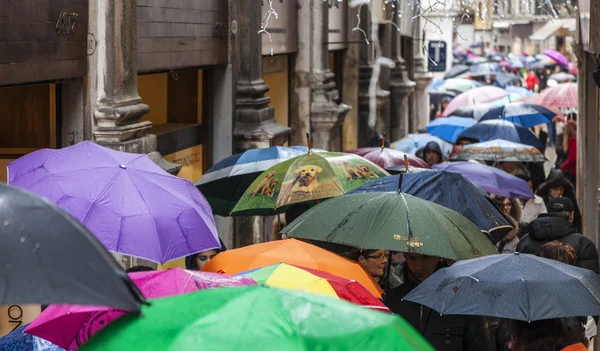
[282,192,497,261]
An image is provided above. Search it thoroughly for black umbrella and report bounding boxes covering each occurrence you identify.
[0,183,144,310]
[404,253,600,321]
[444,64,469,79]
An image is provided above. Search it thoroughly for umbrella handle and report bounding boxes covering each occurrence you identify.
[397,171,404,192]
[306,133,312,151]
[404,155,409,172]
[381,133,386,149]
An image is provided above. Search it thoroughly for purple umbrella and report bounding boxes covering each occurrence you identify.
[542,49,568,68]
[432,161,534,199]
[8,141,220,264]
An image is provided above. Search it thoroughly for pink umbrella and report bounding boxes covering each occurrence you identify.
[539,82,578,109]
[542,49,569,68]
[25,269,256,349]
[443,86,510,116]
[569,63,578,75]
[346,146,430,169]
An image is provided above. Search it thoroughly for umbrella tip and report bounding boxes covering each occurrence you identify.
[119,164,127,169]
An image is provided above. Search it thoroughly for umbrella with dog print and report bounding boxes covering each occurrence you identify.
[230,151,389,216]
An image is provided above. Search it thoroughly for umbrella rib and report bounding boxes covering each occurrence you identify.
[399,194,415,252]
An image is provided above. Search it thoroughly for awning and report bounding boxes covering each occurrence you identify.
[530,18,576,41]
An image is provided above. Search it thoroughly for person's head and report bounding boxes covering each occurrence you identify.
[186,249,221,270]
[348,249,389,278]
[507,318,568,351]
[456,137,477,147]
[514,80,522,87]
[126,266,155,273]
[537,241,576,265]
[499,161,517,173]
[390,251,405,265]
[423,141,443,166]
[514,173,533,192]
[549,185,565,198]
[404,253,443,282]
[441,98,450,111]
[547,197,575,223]
[493,195,513,217]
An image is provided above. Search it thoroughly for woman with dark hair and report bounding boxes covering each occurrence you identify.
[537,240,577,265]
[506,318,586,351]
[492,195,522,252]
[185,238,227,271]
[346,248,389,287]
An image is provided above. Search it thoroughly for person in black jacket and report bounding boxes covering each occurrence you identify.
[536,170,582,231]
[517,197,599,274]
[385,253,497,351]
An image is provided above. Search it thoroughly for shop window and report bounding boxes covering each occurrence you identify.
[138,69,211,182]
[0,84,56,183]
[262,56,289,129]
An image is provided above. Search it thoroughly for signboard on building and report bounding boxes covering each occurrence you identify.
[261,0,298,56]
[328,0,348,50]
[136,0,228,72]
[0,0,89,86]
[428,41,447,72]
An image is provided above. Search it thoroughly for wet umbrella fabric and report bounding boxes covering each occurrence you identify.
[403,253,600,321]
[469,62,501,75]
[443,86,510,116]
[0,326,64,351]
[543,49,569,68]
[345,147,430,169]
[539,82,578,109]
[438,78,482,94]
[426,117,477,143]
[25,269,256,350]
[444,64,469,79]
[478,103,555,128]
[450,139,545,163]
[282,192,498,261]
[391,134,453,158]
[8,141,219,264]
[0,183,143,310]
[450,104,495,120]
[457,120,543,149]
[79,286,434,351]
[194,146,324,216]
[432,161,534,199]
[549,72,576,83]
[504,85,535,97]
[347,171,512,236]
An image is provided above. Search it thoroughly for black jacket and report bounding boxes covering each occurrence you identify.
[385,268,498,351]
[517,216,599,274]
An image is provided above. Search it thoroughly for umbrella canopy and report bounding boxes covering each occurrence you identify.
[450,103,495,120]
[391,134,453,158]
[527,61,546,70]
[443,86,510,116]
[202,239,382,298]
[543,49,569,67]
[429,92,457,109]
[0,326,64,351]
[444,64,470,79]
[0,183,143,310]
[404,253,600,321]
[438,78,482,94]
[507,59,524,69]
[549,72,576,83]
[569,62,578,75]
[347,171,512,236]
[282,192,498,261]
[426,117,477,143]
[479,102,555,128]
[469,62,501,76]
[428,79,445,93]
[194,146,324,216]
[346,147,430,169]
[79,286,433,351]
[457,120,543,149]
[239,263,390,312]
[8,141,219,264]
[230,152,388,216]
[494,73,521,88]
[450,139,545,163]
[432,161,534,199]
[467,56,488,65]
[25,269,256,350]
[504,85,535,97]
[539,82,578,109]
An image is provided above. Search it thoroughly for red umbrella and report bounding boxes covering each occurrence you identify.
[443,86,510,116]
[346,138,430,169]
[539,82,578,109]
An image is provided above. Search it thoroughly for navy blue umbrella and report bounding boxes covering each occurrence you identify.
[479,102,555,128]
[0,325,65,351]
[347,170,512,241]
[404,253,600,321]
[457,119,543,149]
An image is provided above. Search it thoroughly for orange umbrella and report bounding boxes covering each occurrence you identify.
[202,239,383,298]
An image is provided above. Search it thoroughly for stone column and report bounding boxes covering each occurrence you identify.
[292,0,350,151]
[389,12,415,141]
[342,5,361,151]
[89,0,155,154]
[411,15,433,132]
[230,0,290,247]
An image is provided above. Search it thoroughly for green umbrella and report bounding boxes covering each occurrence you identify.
[282,192,497,261]
[80,286,433,351]
[231,152,389,216]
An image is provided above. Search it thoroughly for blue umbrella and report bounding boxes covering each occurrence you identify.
[404,253,600,321]
[478,102,555,128]
[494,73,521,88]
[428,79,445,93]
[194,146,325,216]
[426,117,477,143]
[443,64,470,79]
[347,170,512,238]
[469,62,501,76]
[504,85,535,97]
[0,325,64,351]
[457,119,543,149]
[507,59,524,69]
[391,134,453,158]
